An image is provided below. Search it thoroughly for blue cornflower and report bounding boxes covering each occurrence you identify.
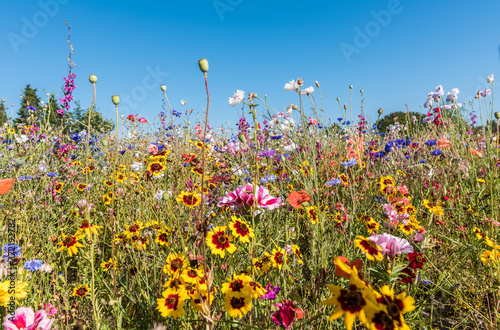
[69,133,80,142]
[214,147,222,152]
[128,144,135,150]
[425,140,437,147]
[420,159,427,163]
[270,135,282,140]
[3,243,22,259]
[431,150,443,156]
[119,150,126,155]
[24,259,43,272]
[341,158,358,167]
[47,172,58,177]
[27,106,36,112]
[228,135,239,143]
[326,179,342,186]
[337,118,343,121]
[373,151,386,158]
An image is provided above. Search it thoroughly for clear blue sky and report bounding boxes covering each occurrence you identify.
[1,0,499,128]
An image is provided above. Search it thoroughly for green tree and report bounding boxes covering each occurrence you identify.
[69,101,114,135]
[0,99,8,126]
[377,111,425,133]
[39,93,61,129]
[15,84,41,125]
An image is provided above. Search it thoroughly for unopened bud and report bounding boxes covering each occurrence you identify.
[238,133,247,143]
[292,105,298,110]
[360,89,363,93]
[160,84,167,92]
[297,78,303,86]
[315,81,320,87]
[101,138,108,147]
[1,98,4,103]
[198,58,209,73]
[495,112,500,120]
[89,75,97,84]
[111,95,120,105]
[344,104,347,111]
[378,108,384,115]
[349,85,353,89]
[336,97,340,101]
[162,192,170,201]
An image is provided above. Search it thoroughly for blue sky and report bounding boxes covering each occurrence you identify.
[1,0,499,129]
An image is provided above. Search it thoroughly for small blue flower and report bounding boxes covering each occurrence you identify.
[431,150,443,156]
[341,158,358,167]
[3,243,22,259]
[326,179,342,186]
[47,172,58,177]
[425,140,437,147]
[27,106,36,112]
[24,259,43,272]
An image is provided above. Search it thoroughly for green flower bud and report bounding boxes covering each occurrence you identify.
[378,107,384,115]
[292,105,298,110]
[101,138,108,147]
[238,133,247,143]
[349,85,353,89]
[160,84,167,92]
[112,95,120,105]
[198,59,209,73]
[301,201,310,208]
[162,192,171,201]
[89,75,97,84]
[495,112,500,120]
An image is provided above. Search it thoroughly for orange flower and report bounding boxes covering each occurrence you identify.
[437,137,451,148]
[0,179,14,195]
[286,190,311,209]
[470,148,484,157]
[334,257,363,279]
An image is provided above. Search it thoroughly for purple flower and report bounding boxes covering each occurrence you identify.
[431,150,443,156]
[368,233,414,258]
[261,283,281,300]
[271,300,297,329]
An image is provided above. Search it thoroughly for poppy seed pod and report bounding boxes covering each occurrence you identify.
[378,108,384,115]
[89,75,97,84]
[349,85,353,89]
[495,112,500,120]
[111,95,120,105]
[198,59,209,73]
[160,84,167,92]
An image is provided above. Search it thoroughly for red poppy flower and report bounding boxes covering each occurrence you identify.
[127,115,136,122]
[286,190,311,209]
[138,117,147,123]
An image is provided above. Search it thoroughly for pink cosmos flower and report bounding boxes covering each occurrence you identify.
[368,233,414,258]
[147,144,158,155]
[217,183,281,210]
[42,303,58,317]
[3,307,54,330]
[309,117,318,126]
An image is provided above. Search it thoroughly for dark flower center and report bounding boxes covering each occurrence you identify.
[230,297,246,309]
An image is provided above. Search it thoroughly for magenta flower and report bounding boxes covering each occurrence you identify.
[3,307,54,330]
[260,283,281,300]
[42,303,58,317]
[271,300,298,329]
[217,183,281,210]
[368,233,414,258]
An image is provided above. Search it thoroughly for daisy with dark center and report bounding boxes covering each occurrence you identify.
[147,162,165,175]
[72,284,90,297]
[248,280,267,298]
[54,182,64,193]
[176,191,202,208]
[229,216,254,243]
[123,221,144,239]
[56,233,85,257]
[191,290,216,312]
[100,258,117,272]
[291,245,303,264]
[115,171,127,184]
[103,180,113,187]
[76,183,88,191]
[206,226,236,258]
[190,167,203,176]
[271,248,288,270]
[225,294,252,318]
[157,288,189,319]
[340,173,349,186]
[366,219,380,234]
[305,206,319,224]
[163,277,187,293]
[373,285,415,329]
[355,236,384,261]
[155,230,170,246]
[181,266,203,284]
[134,236,149,251]
[77,219,103,238]
[366,310,398,330]
[407,252,426,270]
[253,257,270,274]
[163,252,188,275]
[221,274,252,297]
[102,192,113,205]
[321,271,377,330]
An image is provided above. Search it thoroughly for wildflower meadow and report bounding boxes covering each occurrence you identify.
[2,21,500,330]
